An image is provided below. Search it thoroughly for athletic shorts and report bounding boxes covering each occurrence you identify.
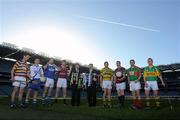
[28,78,41,90]
[116,82,126,91]
[56,78,67,88]
[12,76,26,88]
[102,80,112,89]
[45,77,54,88]
[129,81,141,91]
[144,81,159,91]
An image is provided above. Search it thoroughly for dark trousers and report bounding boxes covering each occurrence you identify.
[71,84,81,106]
[87,85,96,106]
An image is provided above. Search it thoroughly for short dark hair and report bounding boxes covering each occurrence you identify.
[34,58,40,62]
[130,59,135,63]
[23,53,31,57]
[89,63,93,66]
[61,60,66,63]
[148,58,153,62]
[104,61,108,64]
[116,61,121,64]
[75,63,80,66]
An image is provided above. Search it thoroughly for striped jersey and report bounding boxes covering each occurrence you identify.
[143,66,160,81]
[58,67,68,78]
[100,67,113,81]
[128,66,142,81]
[12,60,29,78]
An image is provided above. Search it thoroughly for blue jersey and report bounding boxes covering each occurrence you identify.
[44,64,56,79]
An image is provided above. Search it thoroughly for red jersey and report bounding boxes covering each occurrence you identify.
[58,67,68,78]
[114,67,126,83]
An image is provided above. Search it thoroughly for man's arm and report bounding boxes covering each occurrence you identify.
[68,65,73,76]
[159,75,165,87]
[135,67,142,82]
[43,63,48,70]
[156,67,165,87]
[143,69,147,87]
[11,63,17,80]
[11,69,14,80]
[40,67,44,77]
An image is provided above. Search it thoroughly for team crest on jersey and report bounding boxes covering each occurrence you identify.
[116,71,122,77]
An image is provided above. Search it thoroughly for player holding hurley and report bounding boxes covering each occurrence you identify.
[10,53,31,108]
[42,58,58,106]
[55,60,72,105]
[100,61,113,108]
[144,58,165,109]
[127,59,142,109]
[25,58,44,106]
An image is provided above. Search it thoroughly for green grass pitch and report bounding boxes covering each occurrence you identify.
[0,97,179,120]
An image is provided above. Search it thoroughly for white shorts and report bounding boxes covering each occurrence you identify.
[116,82,126,91]
[12,76,27,88]
[45,78,54,88]
[102,80,112,89]
[129,81,141,91]
[57,78,67,88]
[144,81,159,91]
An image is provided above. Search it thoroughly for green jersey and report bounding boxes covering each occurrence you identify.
[128,66,142,81]
[143,66,160,81]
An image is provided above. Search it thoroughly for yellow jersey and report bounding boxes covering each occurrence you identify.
[100,67,113,81]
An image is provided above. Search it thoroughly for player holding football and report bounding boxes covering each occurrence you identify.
[100,61,113,108]
[144,58,165,109]
[114,61,126,108]
[127,59,142,109]
[42,58,58,106]
[55,60,72,105]
[10,53,31,108]
[25,58,44,106]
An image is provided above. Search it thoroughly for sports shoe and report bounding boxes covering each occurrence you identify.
[18,104,26,108]
[10,104,17,109]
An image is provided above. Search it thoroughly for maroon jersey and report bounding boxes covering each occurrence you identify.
[114,67,126,83]
[58,67,68,78]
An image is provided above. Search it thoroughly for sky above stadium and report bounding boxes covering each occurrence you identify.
[0,0,180,69]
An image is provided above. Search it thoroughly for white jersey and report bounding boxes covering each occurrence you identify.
[30,65,44,79]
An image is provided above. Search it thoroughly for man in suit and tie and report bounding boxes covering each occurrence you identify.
[84,63,97,107]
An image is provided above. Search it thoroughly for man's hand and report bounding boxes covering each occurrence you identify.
[69,65,73,70]
[10,76,14,81]
[135,79,139,83]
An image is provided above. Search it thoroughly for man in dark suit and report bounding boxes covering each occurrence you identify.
[84,64,97,107]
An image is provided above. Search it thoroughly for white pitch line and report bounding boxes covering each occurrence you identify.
[76,15,160,32]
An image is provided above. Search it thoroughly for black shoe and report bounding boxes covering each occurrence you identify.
[130,105,137,110]
[103,104,107,108]
[54,99,58,104]
[63,99,68,105]
[10,104,17,109]
[145,106,150,110]
[156,106,160,110]
[108,104,112,108]
[18,104,26,109]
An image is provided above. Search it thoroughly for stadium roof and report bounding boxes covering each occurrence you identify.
[0,42,100,73]
[0,42,180,72]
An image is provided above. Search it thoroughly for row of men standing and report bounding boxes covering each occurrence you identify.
[10,53,98,108]
[10,53,165,110]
